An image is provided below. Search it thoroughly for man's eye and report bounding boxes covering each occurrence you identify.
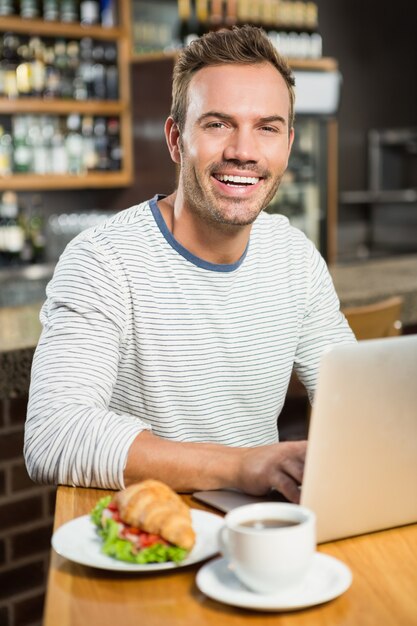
[206,122,226,129]
[261,126,278,133]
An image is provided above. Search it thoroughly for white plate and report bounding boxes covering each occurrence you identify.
[196,553,352,611]
[52,509,223,571]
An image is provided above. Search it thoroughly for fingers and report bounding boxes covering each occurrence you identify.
[236,440,308,501]
[278,441,307,482]
[273,441,306,503]
[284,440,308,461]
[284,455,305,485]
[273,473,301,504]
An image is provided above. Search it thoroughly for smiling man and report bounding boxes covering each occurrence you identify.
[25,26,355,503]
[165,61,293,227]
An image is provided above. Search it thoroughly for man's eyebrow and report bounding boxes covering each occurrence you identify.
[197,111,235,123]
[197,112,287,126]
[258,115,287,126]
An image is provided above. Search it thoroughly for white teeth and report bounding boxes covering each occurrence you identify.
[217,174,259,184]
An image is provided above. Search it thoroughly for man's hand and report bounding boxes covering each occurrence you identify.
[237,441,307,504]
[125,431,307,504]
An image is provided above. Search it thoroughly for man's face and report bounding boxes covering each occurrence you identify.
[173,62,294,228]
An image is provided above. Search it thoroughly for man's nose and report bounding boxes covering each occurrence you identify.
[223,128,259,163]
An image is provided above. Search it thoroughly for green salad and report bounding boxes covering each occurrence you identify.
[91,496,188,564]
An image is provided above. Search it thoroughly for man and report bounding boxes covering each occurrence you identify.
[25,26,354,504]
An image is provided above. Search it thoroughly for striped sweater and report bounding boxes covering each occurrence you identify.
[24,195,355,488]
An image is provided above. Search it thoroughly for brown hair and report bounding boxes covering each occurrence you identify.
[171,25,295,132]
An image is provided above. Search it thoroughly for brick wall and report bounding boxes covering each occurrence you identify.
[0,394,56,626]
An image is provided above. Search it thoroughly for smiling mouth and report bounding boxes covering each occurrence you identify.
[213,173,261,186]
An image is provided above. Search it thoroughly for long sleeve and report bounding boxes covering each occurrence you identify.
[24,232,151,488]
[293,240,356,401]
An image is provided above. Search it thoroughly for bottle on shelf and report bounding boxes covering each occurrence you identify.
[72,70,87,100]
[20,0,40,19]
[91,41,106,99]
[195,0,209,37]
[60,0,79,22]
[66,39,81,98]
[0,0,15,16]
[79,37,95,99]
[209,0,224,29]
[54,38,73,99]
[2,33,20,99]
[0,124,13,175]
[13,115,33,172]
[307,4,322,60]
[246,0,261,25]
[177,0,193,46]
[93,116,109,170]
[0,191,25,266]
[265,0,323,59]
[43,0,59,21]
[29,37,47,98]
[43,43,61,99]
[51,39,64,98]
[29,116,50,174]
[107,116,122,171]
[236,0,251,24]
[225,0,238,27]
[0,38,5,98]
[65,113,84,174]
[16,41,33,97]
[50,120,69,174]
[100,0,117,27]
[81,114,98,170]
[80,0,100,25]
[29,115,55,175]
[259,0,274,28]
[104,42,118,100]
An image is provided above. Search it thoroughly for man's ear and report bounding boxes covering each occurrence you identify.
[281,126,295,171]
[165,117,181,164]
[288,126,295,156]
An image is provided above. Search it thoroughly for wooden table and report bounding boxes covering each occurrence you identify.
[44,486,417,626]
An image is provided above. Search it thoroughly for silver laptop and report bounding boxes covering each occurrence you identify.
[193,334,417,543]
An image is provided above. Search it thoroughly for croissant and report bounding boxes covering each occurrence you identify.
[114,480,196,551]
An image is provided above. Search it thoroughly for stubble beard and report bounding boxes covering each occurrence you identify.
[180,157,284,229]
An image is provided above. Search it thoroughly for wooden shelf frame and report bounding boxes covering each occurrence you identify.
[0,171,133,191]
[0,0,133,190]
[0,16,126,40]
[0,99,126,115]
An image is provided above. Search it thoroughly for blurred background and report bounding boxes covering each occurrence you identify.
[0,1,416,624]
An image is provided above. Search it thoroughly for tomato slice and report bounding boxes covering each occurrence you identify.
[125,526,141,535]
[139,533,165,548]
[108,506,169,548]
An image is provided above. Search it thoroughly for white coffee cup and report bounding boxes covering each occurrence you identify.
[218,502,316,594]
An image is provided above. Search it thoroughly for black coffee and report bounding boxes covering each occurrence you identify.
[238,518,300,530]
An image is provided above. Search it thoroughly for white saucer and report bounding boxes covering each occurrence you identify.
[196,553,352,611]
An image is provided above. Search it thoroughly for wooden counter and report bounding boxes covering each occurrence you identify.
[44,486,417,626]
[330,254,417,327]
[0,302,43,353]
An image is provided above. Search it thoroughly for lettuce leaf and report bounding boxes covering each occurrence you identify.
[92,509,188,564]
[90,495,112,527]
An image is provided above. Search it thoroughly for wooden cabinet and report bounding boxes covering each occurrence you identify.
[0,0,133,190]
